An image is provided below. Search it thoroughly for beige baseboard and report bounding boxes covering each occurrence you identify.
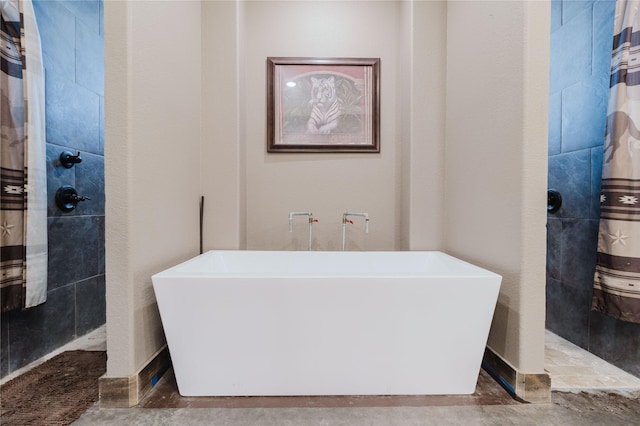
[482,347,551,403]
[99,345,171,408]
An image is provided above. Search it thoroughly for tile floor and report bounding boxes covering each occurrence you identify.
[544,330,640,391]
[7,326,640,425]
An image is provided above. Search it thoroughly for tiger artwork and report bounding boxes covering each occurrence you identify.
[306,76,343,134]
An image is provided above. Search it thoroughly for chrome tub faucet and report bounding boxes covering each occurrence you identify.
[288,212,318,251]
[342,212,369,251]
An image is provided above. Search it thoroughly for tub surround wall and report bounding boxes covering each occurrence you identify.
[1,0,105,379]
[547,0,640,377]
[104,0,550,405]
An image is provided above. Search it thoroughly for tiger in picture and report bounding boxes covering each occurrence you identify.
[306,76,343,134]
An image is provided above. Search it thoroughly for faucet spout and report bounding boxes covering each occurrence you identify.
[288,212,316,251]
[341,212,369,251]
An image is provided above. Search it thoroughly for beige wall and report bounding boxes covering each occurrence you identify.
[104,0,548,379]
[203,0,446,252]
[399,0,446,250]
[242,1,400,251]
[201,0,243,250]
[444,1,549,373]
[104,0,202,376]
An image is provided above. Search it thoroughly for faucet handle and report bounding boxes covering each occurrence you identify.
[59,151,82,168]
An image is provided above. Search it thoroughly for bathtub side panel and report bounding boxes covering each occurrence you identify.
[153,274,500,396]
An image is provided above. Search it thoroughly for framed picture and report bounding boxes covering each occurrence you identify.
[267,57,380,153]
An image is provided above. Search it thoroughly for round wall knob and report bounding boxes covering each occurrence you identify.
[59,151,82,168]
[547,189,562,214]
[55,185,90,212]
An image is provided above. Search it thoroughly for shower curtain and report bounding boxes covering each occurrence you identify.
[0,0,47,312]
[593,0,640,324]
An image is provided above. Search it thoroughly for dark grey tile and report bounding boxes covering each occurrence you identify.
[562,0,592,25]
[48,216,101,288]
[551,0,562,33]
[97,216,105,275]
[547,218,562,281]
[546,278,591,350]
[589,311,640,377]
[1,313,9,378]
[548,150,591,219]
[561,219,598,286]
[99,0,103,36]
[45,71,100,154]
[548,91,562,156]
[75,19,104,96]
[550,6,592,93]
[591,146,603,219]
[7,285,75,372]
[561,78,609,153]
[33,0,75,78]
[75,275,105,336]
[593,0,616,81]
[75,152,104,216]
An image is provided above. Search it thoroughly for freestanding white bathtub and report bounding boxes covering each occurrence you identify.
[152,250,501,397]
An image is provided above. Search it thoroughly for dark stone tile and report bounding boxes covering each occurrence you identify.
[548,92,561,156]
[97,216,105,275]
[45,71,101,154]
[547,218,562,281]
[562,0,592,25]
[33,0,75,78]
[75,152,104,216]
[1,313,9,378]
[76,19,104,96]
[548,150,591,219]
[551,0,562,33]
[591,146,603,220]
[593,0,616,81]
[589,311,640,377]
[561,219,598,286]
[546,278,591,350]
[46,143,77,217]
[48,216,101,288]
[99,96,104,155]
[550,6,592,93]
[561,78,609,152]
[7,285,75,373]
[75,275,105,336]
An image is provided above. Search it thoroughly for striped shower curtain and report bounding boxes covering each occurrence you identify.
[0,0,47,312]
[593,0,640,323]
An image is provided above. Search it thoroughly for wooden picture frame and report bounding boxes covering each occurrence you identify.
[267,57,380,153]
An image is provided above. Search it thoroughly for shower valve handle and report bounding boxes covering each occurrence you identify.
[55,186,91,212]
[59,151,83,168]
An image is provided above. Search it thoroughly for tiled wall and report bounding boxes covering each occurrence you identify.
[0,0,104,378]
[547,0,640,377]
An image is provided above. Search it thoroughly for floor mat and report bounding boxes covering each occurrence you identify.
[1,350,106,425]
